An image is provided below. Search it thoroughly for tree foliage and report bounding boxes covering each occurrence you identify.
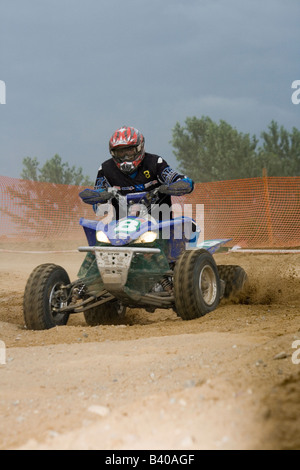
[21,154,94,186]
[171,116,300,182]
[259,120,300,177]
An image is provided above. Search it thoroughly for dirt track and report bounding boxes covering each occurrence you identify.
[0,248,300,450]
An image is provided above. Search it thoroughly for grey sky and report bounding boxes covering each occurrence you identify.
[1,0,299,181]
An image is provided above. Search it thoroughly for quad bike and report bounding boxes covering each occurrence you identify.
[23,184,248,330]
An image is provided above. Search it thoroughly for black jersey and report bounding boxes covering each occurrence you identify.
[94,153,187,218]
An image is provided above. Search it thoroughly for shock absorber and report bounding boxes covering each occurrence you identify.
[161,275,173,292]
[72,283,86,300]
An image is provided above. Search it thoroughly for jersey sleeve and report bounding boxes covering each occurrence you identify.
[94,166,111,191]
[156,157,193,186]
[156,157,182,184]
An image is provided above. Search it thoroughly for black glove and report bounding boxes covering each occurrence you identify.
[79,188,113,205]
[159,179,193,196]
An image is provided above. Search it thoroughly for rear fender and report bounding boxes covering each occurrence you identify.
[196,239,232,254]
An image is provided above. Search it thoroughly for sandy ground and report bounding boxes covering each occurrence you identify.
[0,246,299,450]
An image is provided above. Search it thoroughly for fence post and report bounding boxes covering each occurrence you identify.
[262,168,274,246]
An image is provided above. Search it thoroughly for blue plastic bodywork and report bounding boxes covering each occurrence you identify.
[80,189,231,261]
[79,216,231,260]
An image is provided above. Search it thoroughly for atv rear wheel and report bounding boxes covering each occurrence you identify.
[217,265,248,298]
[84,301,126,326]
[23,263,71,330]
[173,249,221,320]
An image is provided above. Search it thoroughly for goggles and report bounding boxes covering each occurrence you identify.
[110,145,140,163]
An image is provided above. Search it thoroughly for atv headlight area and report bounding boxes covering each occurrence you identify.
[96,231,111,244]
[134,231,158,244]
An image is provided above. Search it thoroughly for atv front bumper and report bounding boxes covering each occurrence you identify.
[78,246,162,293]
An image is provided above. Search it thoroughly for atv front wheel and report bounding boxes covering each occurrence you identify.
[23,263,71,330]
[84,301,126,326]
[173,249,221,320]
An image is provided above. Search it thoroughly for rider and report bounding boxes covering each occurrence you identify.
[92,126,194,220]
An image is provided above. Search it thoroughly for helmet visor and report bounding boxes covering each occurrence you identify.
[110,145,139,163]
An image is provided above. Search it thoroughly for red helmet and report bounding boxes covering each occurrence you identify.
[109,126,145,175]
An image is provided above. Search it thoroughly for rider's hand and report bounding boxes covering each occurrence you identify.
[159,178,193,196]
[79,188,113,205]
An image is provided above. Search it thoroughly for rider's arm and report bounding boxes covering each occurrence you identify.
[94,167,111,191]
[93,168,112,213]
[156,157,194,195]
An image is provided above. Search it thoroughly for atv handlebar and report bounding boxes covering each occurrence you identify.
[79,179,192,206]
[79,186,161,206]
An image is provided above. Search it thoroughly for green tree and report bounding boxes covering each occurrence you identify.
[21,154,94,186]
[259,120,300,176]
[21,157,39,181]
[171,116,259,182]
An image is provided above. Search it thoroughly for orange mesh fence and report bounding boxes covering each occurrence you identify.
[0,176,91,242]
[0,175,299,248]
[178,176,300,248]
